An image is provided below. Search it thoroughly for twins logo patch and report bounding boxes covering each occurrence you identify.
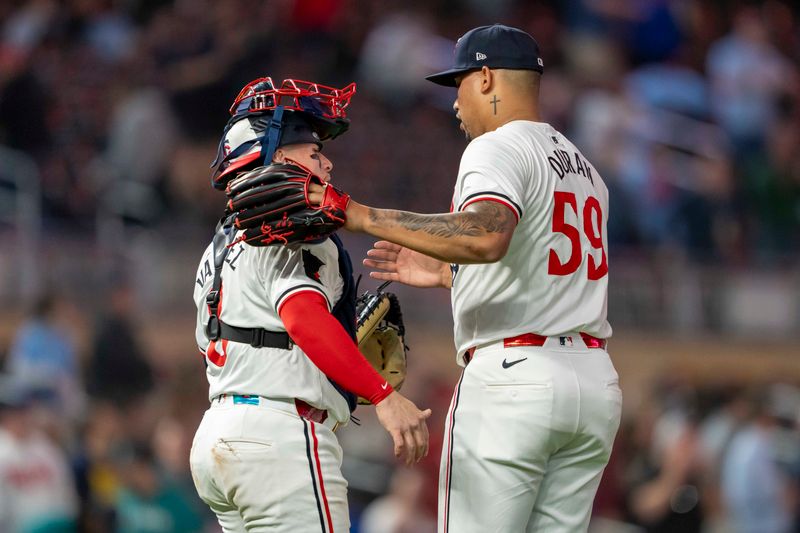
[302,249,325,282]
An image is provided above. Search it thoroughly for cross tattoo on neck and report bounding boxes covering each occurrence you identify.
[491,95,500,115]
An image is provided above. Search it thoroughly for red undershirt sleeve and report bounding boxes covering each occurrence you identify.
[279,290,393,405]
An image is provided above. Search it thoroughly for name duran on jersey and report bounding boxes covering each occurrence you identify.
[449,120,612,359]
[546,137,594,184]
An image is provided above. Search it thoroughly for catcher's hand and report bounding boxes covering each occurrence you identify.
[356,285,408,405]
[225,162,350,246]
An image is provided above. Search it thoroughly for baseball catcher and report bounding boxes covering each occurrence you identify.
[206,77,356,244]
[191,75,430,533]
[355,281,408,404]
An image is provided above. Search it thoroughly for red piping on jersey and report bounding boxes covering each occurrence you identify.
[277,287,328,315]
[206,339,228,367]
[205,282,227,366]
[310,422,334,532]
[442,372,464,532]
[461,197,520,222]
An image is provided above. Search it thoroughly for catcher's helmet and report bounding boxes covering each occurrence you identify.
[211,78,356,190]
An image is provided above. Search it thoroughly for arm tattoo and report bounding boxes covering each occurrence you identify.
[369,202,516,239]
[469,201,517,232]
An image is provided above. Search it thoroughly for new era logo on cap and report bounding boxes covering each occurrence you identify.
[426,24,544,87]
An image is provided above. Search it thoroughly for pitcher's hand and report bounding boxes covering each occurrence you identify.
[365,241,452,288]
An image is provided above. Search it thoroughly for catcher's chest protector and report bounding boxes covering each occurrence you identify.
[325,233,358,412]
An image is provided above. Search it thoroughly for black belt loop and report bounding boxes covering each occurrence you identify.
[216,319,293,350]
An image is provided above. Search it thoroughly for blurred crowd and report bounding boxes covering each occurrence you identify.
[0,0,798,263]
[1,0,800,532]
[0,284,455,532]
[2,286,800,533]
[592,377,800,533]
[0,286,211,532]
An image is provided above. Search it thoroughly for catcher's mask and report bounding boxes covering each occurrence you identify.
[211,77,356,190]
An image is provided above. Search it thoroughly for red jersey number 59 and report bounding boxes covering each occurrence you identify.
[548,191,608,280]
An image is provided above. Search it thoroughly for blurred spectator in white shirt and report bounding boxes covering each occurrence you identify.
[0,376,78,532]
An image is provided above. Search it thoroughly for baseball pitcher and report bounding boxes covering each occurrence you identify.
[308,25,622,533]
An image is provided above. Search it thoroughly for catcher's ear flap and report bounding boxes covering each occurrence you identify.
[211,114,274,190]
[210,117,237,170]
[213,150,262,190]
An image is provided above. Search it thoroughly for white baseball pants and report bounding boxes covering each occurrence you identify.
[190,396,348,533]
[438,336,622,533]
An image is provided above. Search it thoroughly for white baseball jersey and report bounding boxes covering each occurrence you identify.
[0,429,78,531]
[450,120,612,358]
[193,234,351,424]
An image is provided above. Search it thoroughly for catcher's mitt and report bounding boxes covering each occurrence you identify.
[225,162,349,246]
[355,284,408,405]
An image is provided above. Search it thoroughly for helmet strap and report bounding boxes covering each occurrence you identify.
[261,105,285,165]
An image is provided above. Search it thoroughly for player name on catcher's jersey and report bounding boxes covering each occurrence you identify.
[193,235,351,423]
[450,120,612,359]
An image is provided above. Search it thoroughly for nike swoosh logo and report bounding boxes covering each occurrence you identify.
[381,382,389,390]
[502,357,527,369]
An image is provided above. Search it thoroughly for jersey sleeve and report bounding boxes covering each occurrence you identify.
[455,135,527,221]
[263,242,343,315]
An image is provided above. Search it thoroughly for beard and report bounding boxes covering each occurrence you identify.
[459,121,472,141]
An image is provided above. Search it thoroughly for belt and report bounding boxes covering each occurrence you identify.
[463,332,607,364]
[212,394,339,431]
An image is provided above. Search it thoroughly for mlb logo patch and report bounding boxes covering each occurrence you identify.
[559,336,574,347]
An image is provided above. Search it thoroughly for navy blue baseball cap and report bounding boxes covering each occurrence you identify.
[426,24,544,87]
